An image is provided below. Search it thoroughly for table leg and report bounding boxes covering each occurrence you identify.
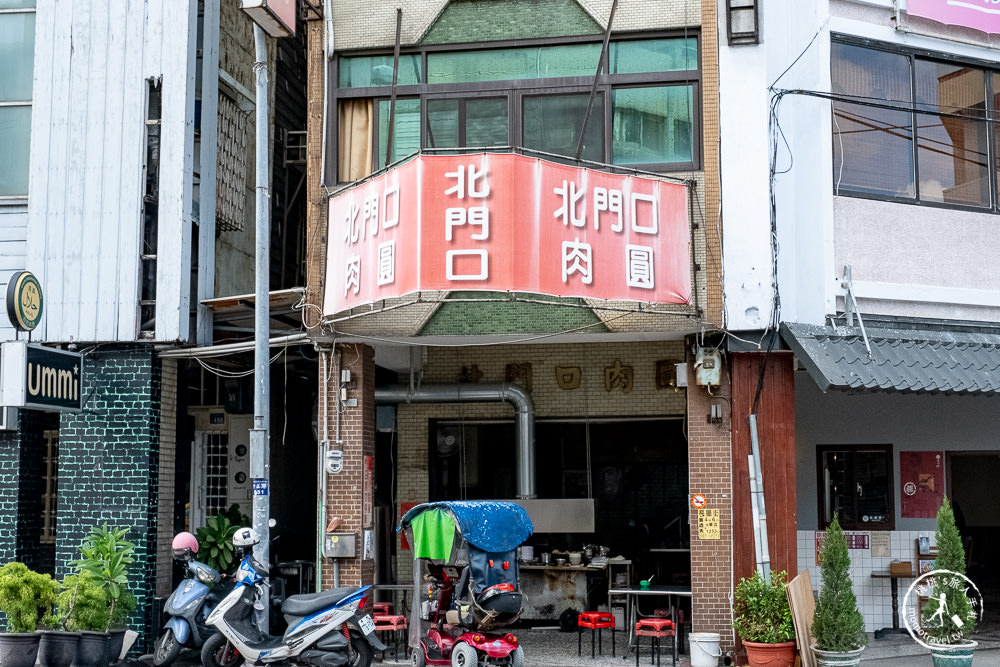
[890,578,899,630]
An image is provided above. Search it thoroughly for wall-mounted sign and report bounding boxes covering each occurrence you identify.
[901,451,944,518]
[697,508,720,539]
[691,493,707,509]
[240,0,296,37]
[324,153,691,315]
[0,342,82,412]
[6,270,43,332]
[908,0,1000,34]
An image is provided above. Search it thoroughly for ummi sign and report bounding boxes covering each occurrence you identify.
[908,0,1000,33]
[323,153,691,315]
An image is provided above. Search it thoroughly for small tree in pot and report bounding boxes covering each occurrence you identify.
[732,569,796,667]
[0,562,60,667]
[924,498,978,667]
[811,516,867,666]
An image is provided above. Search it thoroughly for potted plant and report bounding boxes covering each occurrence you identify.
[732,569,796,667]
[924,497,978,667]
[66,524,137,666]
[57,573,110,667]
[0,562,60,667]
[195,513,240,574]
[810,516,867,666]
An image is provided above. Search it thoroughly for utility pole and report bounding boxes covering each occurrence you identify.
[250,20,271,632]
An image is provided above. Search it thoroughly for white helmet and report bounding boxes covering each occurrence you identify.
[233,527,260,549]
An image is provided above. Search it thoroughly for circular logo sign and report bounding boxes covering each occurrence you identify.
[903,481,917,496]
[902,569,983,648]
[6,270,43,332]
[691,494,707,509]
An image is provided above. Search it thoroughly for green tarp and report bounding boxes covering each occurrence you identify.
[410,507,456,560]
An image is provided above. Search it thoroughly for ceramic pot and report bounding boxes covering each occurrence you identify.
[0,632,41,667]
[38,631,79,667]
[75,631,110,667]
[107,629,127,664]
[743,640,795,667]
[810,644,865,667]
[929,640,977,667]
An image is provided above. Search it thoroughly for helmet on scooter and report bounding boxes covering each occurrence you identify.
[171,531,199,560]
[233,526,260,549]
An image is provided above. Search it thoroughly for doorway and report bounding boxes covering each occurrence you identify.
[947,451,1000,634]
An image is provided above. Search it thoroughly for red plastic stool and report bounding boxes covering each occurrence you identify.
[578,611,616,658]
[372,601,393,615]
[372,614,408,660]
[635,618,675,667]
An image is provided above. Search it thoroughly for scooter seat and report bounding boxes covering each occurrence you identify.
[282,587,358,616]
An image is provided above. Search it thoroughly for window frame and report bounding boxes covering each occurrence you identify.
[0,1,36,201]
[333,30,703,182]
[831,34,1000,214]
[815,443,895,531]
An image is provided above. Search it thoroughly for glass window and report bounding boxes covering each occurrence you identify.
[831,42,914,198]
[914,60,989,207]
[609,38,698,74]
[523,93,603,162]
[0,3,33,197]
[338,54,422,88]
[428,44,600,84]
[377,98,420,169]
[817,445,893,530]
[426,97,508,149]
[612,86,693,166]
[0,106,31,196]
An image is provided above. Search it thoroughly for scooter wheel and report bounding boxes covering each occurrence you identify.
[451,642,478,667]
[152,629,181,667]
[509,646,524,667]
[348,634,374,667]
[411,644,426,667]
[201,633,243,667]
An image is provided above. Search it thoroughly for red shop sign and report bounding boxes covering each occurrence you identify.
[323,153,691,315]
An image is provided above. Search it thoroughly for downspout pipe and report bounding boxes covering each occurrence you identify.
[375,383,536,499]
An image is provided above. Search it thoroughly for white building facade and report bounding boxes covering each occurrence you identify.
[719,0,1000,634]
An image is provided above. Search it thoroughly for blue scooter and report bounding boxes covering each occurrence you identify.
[152,533,234,666]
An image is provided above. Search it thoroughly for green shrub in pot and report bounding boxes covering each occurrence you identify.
[811,516,867,665]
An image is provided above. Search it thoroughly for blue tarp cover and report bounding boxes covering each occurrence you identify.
[399,501,533,554]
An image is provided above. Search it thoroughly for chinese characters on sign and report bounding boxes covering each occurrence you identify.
[324,153,690,315]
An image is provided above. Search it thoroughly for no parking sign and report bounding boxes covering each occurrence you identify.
[690,493,706,509]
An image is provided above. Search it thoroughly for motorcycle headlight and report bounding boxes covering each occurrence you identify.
[195,565,218,584]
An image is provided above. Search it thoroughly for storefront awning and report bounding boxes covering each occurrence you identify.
[780,322,1000,395]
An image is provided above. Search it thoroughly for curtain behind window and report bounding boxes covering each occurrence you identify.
[338,99,373,182]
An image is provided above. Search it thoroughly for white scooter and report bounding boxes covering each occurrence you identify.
[203,527,384,667]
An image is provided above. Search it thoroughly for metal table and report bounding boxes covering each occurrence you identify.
[871,572,913,638]
[608,584,692,663]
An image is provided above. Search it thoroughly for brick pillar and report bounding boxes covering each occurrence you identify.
[685,355,737,651]
[320,343,376,590]
[57,344,162,651]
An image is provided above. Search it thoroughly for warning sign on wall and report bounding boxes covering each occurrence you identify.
[698,508,720,540]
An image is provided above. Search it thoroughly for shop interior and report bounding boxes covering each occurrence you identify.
[425,417,691,621]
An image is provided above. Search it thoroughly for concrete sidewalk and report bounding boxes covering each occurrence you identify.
[143,627,1000,667]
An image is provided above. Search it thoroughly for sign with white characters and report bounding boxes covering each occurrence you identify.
[324,153,691,315]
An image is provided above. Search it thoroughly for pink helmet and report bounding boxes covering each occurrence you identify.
[171,531,199,559]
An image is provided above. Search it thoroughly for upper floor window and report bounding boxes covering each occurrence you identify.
[831,38,996,210]
[334,35,701,181]
[0,0,35,198]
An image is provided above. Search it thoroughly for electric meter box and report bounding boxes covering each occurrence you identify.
[324,532,356,558]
